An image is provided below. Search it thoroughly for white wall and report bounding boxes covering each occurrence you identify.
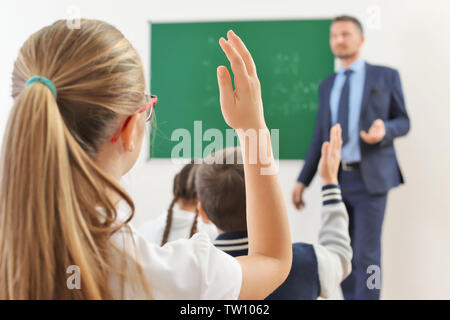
[1,0,449,299]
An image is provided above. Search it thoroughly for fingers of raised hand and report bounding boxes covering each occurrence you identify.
[227,30,257,77]
[335,124,343,149]
[329,124,342,155]
[321,141,330,160]
[216,65,235,110]
[219,37,248,81]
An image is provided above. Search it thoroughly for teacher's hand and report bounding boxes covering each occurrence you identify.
[360,119,386,144]
[292,182,306,211]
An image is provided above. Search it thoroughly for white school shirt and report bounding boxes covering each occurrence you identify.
[100,204,242,299]
[138,206,218,245]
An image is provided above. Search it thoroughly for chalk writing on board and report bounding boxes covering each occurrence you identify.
[266,51,320,116]
[273,52,301,76]
[267,81,319,116]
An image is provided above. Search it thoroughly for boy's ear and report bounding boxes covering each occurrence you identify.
[121,113,139,152]
[197,201,211,224]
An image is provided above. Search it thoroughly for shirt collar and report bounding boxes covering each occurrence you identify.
[214,230,249,252]
[214,230,248,243]
[338,58,365,75]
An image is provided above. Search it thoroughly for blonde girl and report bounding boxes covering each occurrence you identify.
[0,20,291,299]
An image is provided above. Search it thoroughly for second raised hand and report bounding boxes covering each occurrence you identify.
[217,30,266,131]
[318,124,343,185]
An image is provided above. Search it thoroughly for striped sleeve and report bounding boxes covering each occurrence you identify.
[313,184,353,298]
[322,184,343,206]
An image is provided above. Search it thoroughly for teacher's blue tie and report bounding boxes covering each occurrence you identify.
[337,69,353,145]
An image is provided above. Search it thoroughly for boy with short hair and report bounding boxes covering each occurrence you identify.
[196,125,352,299]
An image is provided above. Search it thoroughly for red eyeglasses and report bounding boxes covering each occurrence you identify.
[111,93,158,143]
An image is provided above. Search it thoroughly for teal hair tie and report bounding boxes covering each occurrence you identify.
[25,76,57,99]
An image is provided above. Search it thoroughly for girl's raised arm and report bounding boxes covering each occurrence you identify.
[216,30,292,299]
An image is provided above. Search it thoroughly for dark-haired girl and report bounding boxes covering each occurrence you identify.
[139,163,217,245]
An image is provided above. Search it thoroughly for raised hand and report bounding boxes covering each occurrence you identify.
[318,124,343,185]
[217,30,266,131]
[216,30,292,300]
[360,119,386,144]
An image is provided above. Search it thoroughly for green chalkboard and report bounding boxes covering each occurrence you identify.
[149,19,334,159]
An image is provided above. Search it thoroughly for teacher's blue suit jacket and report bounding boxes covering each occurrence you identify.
[298,63,410,195]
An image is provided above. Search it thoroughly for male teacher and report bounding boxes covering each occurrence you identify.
[292,15,410,300]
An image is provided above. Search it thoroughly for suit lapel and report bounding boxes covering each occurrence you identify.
[323,74,336,136]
